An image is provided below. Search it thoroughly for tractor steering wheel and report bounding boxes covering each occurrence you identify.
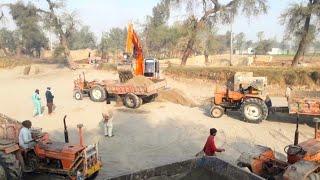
[284,145,304,156]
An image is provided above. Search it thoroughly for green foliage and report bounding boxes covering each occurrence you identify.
[9,2,48,57]
[69,26,96,50]
[0,28,17,54]
[98,27,126,57]
[255,39,274,54]
[53,46,65,58]
[310,71,320,83]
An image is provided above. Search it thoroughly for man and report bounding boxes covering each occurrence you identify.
[238,84,245,94]
[19,120,36,150]
[265,94,273,114]
[285,86,292,102]
[45,87,54,114]
[32,89,42,117]
[202,128,225,156]
[18,120,36,172]
[102,110,114,137]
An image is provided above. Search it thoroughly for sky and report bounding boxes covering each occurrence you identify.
[0,0,313,42]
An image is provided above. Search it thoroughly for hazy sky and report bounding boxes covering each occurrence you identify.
[1,0,312,41]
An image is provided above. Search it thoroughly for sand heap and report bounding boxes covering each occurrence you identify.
[157,88,197,107]
[126,75,154,86]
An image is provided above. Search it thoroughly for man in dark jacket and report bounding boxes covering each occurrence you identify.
[45,87,54,114]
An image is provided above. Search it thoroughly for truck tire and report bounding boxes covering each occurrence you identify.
[89,85,106,102]
[124,93,140,109]
[0,151,22,180]
[74,90,83,100]
[210,105,224,118]
[240,98,268,123]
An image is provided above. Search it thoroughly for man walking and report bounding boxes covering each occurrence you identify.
[201,128,225,156]
[102,110,114,137]
[45,87,54,114]
[32,89,42,117]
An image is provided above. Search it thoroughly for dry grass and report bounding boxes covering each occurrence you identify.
[164,66,320,87]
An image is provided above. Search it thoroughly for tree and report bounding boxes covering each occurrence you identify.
[257,31,264,42]
[69,26,96,50]
[280,0,320,66]
[234,32,245,54]
[166,0,268,65]
[38,0,79,68]
[255,39,273,54]
[10,2,48,57]
[99,27,127,59]
[0,28,17,55]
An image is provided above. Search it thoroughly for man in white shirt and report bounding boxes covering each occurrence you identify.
[285,86,292,102]
[102,110,114,137]
[19,120,35,149]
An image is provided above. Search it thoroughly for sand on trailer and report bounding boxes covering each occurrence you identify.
[126,75,154,86]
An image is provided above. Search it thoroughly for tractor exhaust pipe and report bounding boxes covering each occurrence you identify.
[77,124,84,146]
[294,114,300,145]
[63,115,69,143]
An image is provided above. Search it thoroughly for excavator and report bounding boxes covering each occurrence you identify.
[117,23,160,83]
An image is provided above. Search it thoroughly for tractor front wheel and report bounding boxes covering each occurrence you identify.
[241,98,268,123]
[210,106,224,118]
[74,90,83,100]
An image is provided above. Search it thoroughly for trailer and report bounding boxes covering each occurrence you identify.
[110,157,263,180]
[73,73,166,108]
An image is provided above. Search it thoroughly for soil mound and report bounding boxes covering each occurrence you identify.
[126,75,154,86]
[157,88,197,107]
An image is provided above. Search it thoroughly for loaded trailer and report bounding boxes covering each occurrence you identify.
[73,73,166,108]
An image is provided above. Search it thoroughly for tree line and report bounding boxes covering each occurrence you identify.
[0,0,319,67]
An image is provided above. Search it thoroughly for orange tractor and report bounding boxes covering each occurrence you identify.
[210,86,268,123]
[0,114,101,180]
[237,116,320,180]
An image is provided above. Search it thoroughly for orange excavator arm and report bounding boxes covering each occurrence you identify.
[126,23,144,76]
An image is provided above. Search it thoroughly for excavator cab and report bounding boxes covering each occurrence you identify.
[144,58,160,79]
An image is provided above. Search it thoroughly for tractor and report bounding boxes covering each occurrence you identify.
[237,116,320,180]
[0,113,101,180]
[73,72,107,102]
[210,85,268,123]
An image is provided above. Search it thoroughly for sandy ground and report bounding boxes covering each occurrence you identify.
[0,64,315,179]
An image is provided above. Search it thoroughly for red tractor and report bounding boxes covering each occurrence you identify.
[0,114,101,180]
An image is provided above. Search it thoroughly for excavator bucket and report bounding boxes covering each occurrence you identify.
[117,63,134,83]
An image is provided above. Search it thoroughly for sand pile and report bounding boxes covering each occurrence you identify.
[157,88,197,107]
[126,75,154,86]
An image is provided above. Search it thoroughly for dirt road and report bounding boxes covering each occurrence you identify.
[0,65,314,179]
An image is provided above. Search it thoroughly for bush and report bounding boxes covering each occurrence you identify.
[53,46,65,58]
[310,71,320,83]
[284,72,298,85]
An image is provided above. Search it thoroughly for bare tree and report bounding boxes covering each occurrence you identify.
[280,0,320,66]
[167,0,268,65]
[37,0,79,69]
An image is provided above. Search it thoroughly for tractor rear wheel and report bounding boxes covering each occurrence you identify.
[0,151,22,180]
[124,93,141,109]
[241,98,268,123]
[89,85,106,102]
[210,106,224,118]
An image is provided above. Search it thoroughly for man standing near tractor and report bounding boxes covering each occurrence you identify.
[32,89,42,117]
[45,87,55,115]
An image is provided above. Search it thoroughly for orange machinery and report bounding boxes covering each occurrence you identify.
[0,114,101,180]
[118,23,160,82]
[237,115,320,180]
